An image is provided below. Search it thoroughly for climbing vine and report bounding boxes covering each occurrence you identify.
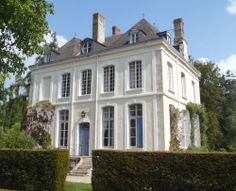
[26,101,55,148]
[169,105,181,151]
[186,103,208,149]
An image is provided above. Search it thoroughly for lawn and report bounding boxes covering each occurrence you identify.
[65,182,92,191]
[0,182,92,191]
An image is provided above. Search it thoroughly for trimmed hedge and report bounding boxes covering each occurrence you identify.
[92,150,236,191]
[0,149,69,191]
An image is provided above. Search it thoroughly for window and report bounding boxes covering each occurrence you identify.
[129,104,143,148]
[168,62,174,92]
[192,81,196,102]
[129,61,142,89]
[130,30,139,44]
[102,106,114,147]
[103,65,115,92]
[82,42,92,54]
[181,72,186,98]
[42,76,51,100]
[61,73,71,97]
[81,69,92,95]
[44,52,52,63]
[59,110,69,147]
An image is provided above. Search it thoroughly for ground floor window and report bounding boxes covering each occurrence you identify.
[129,104,143,148]
[59,110,69,147]
[102,106,114,147]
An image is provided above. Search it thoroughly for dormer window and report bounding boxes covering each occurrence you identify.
[82,42,92,54]
[44,52,52,63]
[129,29,139,44]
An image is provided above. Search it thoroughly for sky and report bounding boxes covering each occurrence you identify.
[29,0,236,74]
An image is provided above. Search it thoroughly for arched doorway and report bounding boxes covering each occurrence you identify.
[79,122,90,156]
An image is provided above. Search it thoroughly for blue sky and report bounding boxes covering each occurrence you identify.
[43,1,236,74]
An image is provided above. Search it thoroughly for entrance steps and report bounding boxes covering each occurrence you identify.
[69,156,92,176]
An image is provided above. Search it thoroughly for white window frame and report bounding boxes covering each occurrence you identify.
[81,69,92,95]
[130,29,139,44]
[102,106,115,148]
[58,109,69,148]
[103,65,115,92]
[167,62,174,92]
[129,60,142,89]
[125,100,146,150]
[61,73,71,98]
[181,72,186,98]
[82,42,92,54]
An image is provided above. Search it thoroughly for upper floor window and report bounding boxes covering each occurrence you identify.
[61,73,71,98]
[168,62,174,92]
[129,29,139,44]
[81,69,92,95]
[103,65,115,92]
[102,106,114,147]
[129,104,143,148]
[129,61,142,89]
[82,42,92,54]
[181,72,186,98]
[59,110,69,148]
[192,81,196,102]
[42,76,51,100]
[44,52,52,63]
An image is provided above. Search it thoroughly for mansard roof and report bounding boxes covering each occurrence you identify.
[37,19,161,65]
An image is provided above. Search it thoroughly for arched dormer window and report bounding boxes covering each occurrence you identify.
[129,29,139,44]
[82,41,92,54]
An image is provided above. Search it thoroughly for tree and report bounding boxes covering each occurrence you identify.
[194,61,224,150]
[0,0,54,75]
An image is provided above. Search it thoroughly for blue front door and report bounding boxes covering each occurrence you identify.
[79,123,90,156]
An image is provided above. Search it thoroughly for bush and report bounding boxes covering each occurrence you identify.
[0,149,69,191]
[0,123,36,149]
[92,150,236,191]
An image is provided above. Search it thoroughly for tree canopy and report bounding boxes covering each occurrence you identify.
[0,0,54,75]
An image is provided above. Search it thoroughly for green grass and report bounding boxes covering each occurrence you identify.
[0,182,92,191]
[65,182,92,191]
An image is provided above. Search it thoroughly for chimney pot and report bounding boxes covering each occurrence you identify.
[112,26,120,35]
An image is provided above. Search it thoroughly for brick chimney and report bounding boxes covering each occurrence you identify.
[173,18,189,61]
[92,13,105,44]
[112,26,120,35]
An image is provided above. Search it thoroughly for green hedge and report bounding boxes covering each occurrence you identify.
[0,149,69,191]
[92,150,236,191]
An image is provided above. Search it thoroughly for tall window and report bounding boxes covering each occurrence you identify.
[129,61,142,89]
[181,72,186,98]
[168,62,174,92]
[59,110,69,147]
[82,42,91,54]
[81,69,92,95]
[103,106,114,147]
[103,65,115,92]
[192,81,196,102]
[129,104,143,148]
[42,76,51,100]
[61,73,71,97]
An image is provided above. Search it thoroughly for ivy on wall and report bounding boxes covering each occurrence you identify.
[186,103,208,149]
[169,105,181,151]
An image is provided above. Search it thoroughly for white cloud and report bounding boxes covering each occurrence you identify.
[227,0,236,15]
[217,54,236,75]
[197,57,210,63]
[44,33,67,47]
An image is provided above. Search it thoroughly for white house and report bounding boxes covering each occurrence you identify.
[29,13,201,156]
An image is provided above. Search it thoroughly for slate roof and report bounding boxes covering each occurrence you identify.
[39,18,161,64]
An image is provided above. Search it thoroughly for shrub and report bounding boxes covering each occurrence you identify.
[92,150,236,191]
[0,149,69,191]
[0,123,36,149]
